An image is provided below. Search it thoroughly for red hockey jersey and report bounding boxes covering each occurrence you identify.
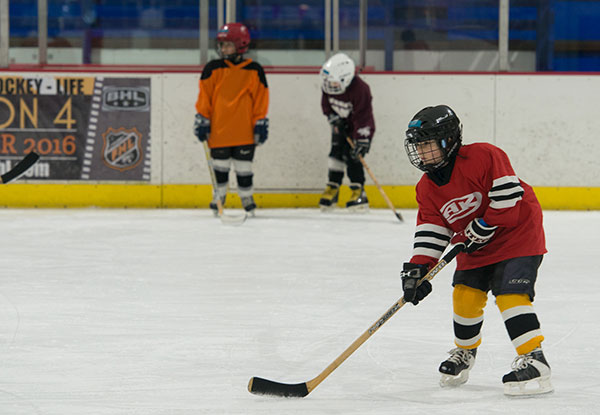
[409,143,546,271]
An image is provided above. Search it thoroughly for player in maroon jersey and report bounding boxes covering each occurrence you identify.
[318,53,375,211]
[400,105,553,396]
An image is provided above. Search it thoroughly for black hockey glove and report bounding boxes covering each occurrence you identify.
[194,114,210,142]
[451,218,498,254]
[401,263,432,305]
[351,137,370,160]
[327,113,347,134]
[254,118,269,145]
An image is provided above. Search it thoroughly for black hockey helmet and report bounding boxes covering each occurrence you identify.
[404,105,462,172]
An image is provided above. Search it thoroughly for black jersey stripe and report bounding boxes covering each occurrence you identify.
[490,190,525,202]
[490,181,521,192]
[242,62,268,88]
[415,230,451,242]
[414,241,447,251]
[200,59,229,80]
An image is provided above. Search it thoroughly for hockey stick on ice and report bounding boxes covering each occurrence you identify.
[248,243,465,398]
[0,152,40,184]
[201,141,247,225]
[345,137,403,222]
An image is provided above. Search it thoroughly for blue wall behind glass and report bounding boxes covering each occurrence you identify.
[7,0,600,71]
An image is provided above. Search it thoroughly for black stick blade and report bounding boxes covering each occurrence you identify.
[1,152,40,184]
[248,377,309,398]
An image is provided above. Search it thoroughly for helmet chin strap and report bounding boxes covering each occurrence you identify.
[222,53,243,63]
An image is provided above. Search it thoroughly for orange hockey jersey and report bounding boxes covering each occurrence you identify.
[195,58,269,148]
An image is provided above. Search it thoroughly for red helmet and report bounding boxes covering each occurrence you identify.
[217,23,250,54]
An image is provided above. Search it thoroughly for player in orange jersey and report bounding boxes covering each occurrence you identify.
[194,22,269,216]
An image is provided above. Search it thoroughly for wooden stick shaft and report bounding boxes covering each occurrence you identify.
[345,137,402,221]
[202,141,224,216]
[359,153,397,212]
[303,244,464,394]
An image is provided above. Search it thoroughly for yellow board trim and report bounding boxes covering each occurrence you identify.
[0,184,598,209]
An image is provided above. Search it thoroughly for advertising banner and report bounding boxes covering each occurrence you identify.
[0,75,151,181]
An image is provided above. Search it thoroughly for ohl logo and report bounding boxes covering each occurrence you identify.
[102,127,143,172]
[440,192,482,224]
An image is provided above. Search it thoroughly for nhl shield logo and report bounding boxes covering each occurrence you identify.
[102,127,143,171]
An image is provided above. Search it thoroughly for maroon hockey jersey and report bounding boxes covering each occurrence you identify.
[321,77,375,141]
[410,143,546,271]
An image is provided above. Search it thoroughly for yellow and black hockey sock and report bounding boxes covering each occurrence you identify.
[496,294,544,355]
[452,284,488,349]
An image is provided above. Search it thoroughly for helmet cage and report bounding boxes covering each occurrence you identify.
[322,73,346,95]
[405,121,462,172]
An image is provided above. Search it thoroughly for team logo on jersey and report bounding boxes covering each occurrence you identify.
[440,192,482,224]
[357,126,371,137]
[328,97,353,118]
[102,127,143,171]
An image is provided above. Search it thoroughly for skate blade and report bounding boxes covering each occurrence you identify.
[439,370,470,387]
[320,205,336,212]
[346,204,369,213]
[504,377,554,396]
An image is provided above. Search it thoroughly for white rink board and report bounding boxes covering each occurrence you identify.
[495,75,600,187]
[160,72,599,188]
[3,71,598,188]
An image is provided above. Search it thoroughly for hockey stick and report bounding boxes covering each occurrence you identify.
[201,141,247,225]
[0,152,40,184]
[248,243,464,398]
[345,137,403,222]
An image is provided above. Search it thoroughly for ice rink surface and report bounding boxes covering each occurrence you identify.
[0,208,597,415]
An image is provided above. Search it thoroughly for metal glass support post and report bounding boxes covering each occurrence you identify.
[384,0,393,71]
[200,0,209,65]
[359,0,367,69]
[333,0,339,53]
[38,0,48,64]
[226,0,236,23]
[325,0,331,59]
[536,0,554,71]
[0,0,8,67]
[218,0,224,29]
[498,0,509,71]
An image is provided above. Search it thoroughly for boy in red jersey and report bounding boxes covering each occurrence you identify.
[401,105,552,396]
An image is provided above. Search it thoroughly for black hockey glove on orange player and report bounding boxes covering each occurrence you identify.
[451,218,498,253]
[351,137,370,160]
[401,263,432,305]
[194,114,210,142]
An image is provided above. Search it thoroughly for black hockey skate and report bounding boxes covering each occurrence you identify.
[346,184,368,211]
[503,348,553,396]
[439,347,477,387]
[319,183,339,210]
[241,196,257,216]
